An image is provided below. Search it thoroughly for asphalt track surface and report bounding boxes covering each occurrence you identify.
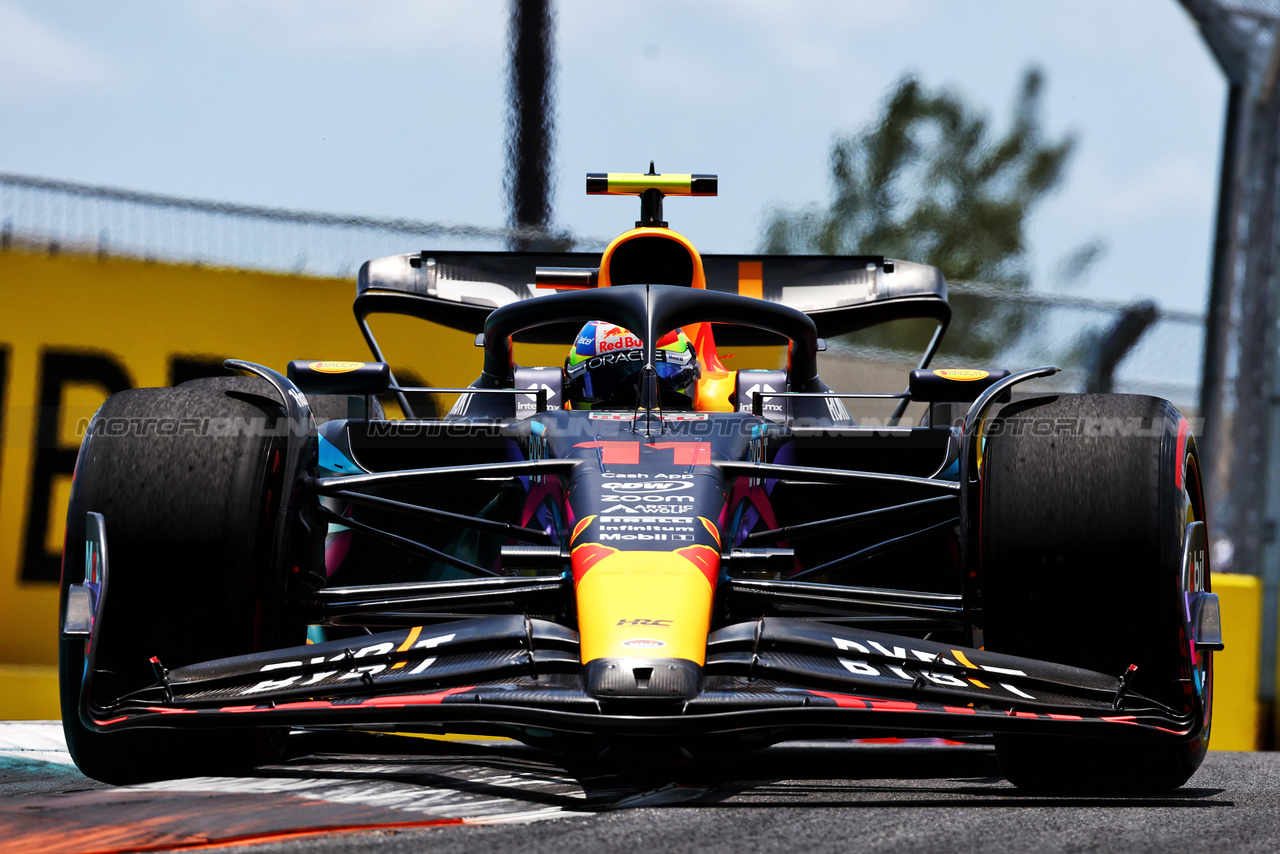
[2,721,1278,854]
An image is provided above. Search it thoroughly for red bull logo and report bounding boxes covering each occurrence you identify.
[598,325,643,352]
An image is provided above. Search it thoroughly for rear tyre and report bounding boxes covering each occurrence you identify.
[981,393,1211,793]
[58,385,298,784]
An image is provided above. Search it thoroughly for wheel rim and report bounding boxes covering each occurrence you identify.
[1182,449,1213,743]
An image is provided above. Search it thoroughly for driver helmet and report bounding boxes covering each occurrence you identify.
[564,321,701,410]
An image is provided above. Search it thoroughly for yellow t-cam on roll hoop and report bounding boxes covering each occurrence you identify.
[586,163,717,228]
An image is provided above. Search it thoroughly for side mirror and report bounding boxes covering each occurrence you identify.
[287,360,391,396]
[909,368,1011,403]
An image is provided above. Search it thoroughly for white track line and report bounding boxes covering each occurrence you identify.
[0,720,77,766]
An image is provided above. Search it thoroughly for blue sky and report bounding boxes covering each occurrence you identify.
[0,0,1225,310]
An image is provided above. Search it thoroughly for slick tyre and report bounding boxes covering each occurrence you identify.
[981,393,1211,794]
[177,375,385,424]
[58,386,297,784]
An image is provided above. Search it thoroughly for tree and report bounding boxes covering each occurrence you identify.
[761,69,1100,359]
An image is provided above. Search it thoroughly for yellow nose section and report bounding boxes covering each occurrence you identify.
[575,549,718,665]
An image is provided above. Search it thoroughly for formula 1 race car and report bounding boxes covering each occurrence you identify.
[59,169,1220,793]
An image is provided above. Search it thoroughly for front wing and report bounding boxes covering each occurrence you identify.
[78,615,1201,743]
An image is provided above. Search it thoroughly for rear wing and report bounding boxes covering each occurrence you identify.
[356,252,950,343]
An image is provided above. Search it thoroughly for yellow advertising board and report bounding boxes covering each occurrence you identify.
[0,247,542,666]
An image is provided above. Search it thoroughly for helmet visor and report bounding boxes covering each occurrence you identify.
[566,350,644,409]
[566,347,699,410]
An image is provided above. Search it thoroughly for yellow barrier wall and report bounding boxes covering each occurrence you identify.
[0,248,495,668]
[1211,573,1262,750]
[0,665,59,720]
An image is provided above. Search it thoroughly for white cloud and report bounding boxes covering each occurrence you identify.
[0,2,118,105]
[691,0,920,73]
[1079,154,1216,224]
[186,0,505,58]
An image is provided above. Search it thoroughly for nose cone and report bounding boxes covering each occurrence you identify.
[572,547,720,666]
[572,546,718,703]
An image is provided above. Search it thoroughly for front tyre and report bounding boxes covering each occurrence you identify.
[58,386,297,784]
[981,393,1212,793]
